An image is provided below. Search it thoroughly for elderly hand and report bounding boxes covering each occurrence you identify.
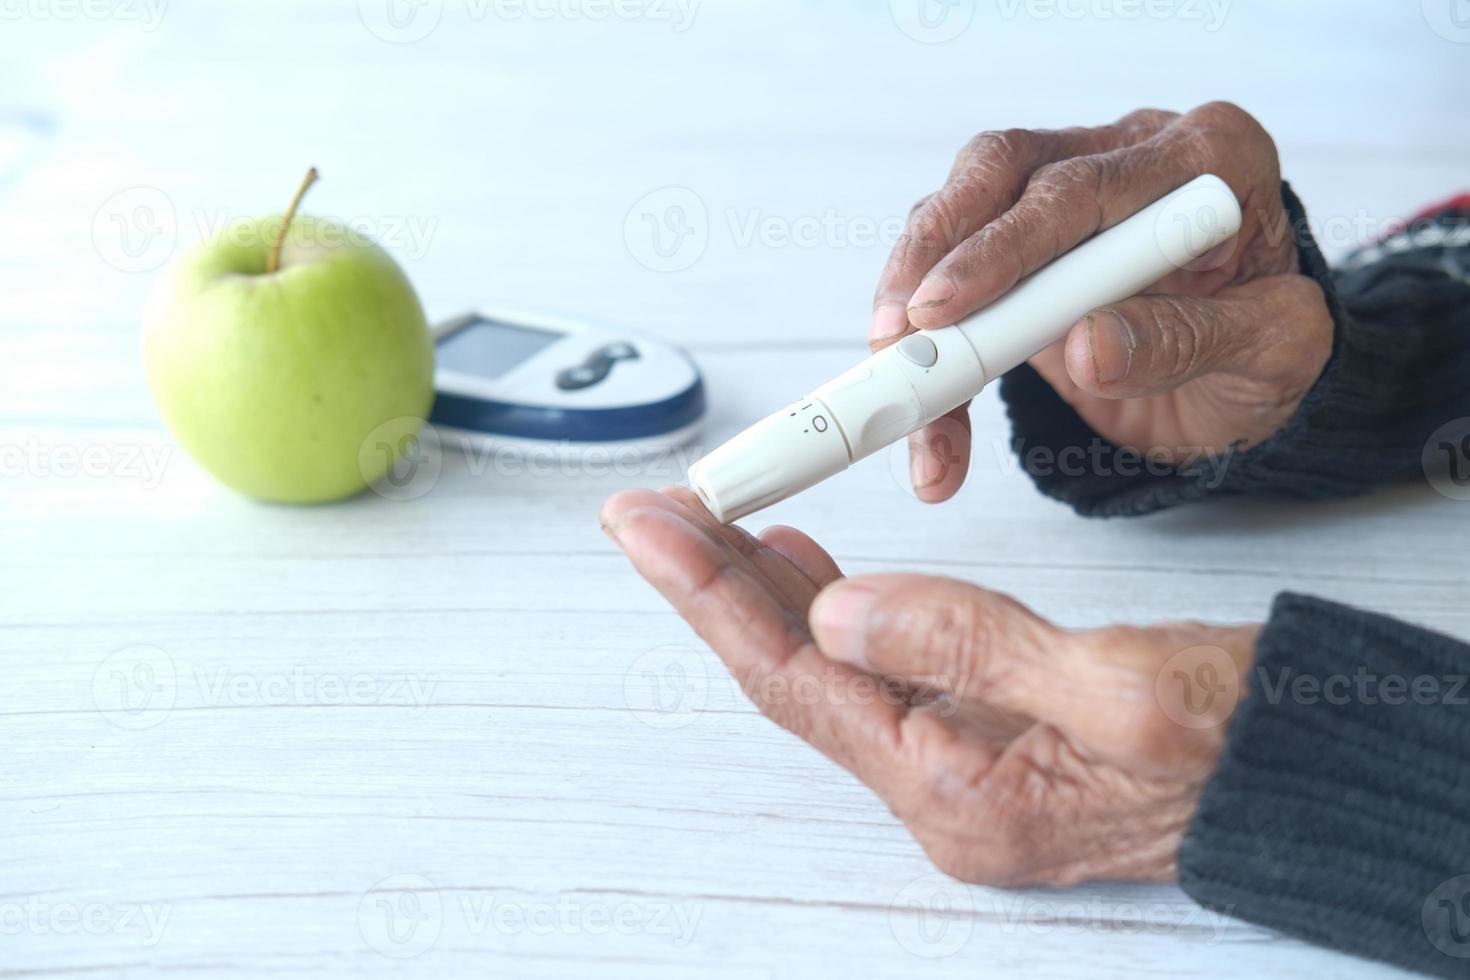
[602,487,1259,885]
[874,101,1333,501]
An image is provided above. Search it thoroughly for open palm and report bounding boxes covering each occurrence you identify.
[602,487,1257,885]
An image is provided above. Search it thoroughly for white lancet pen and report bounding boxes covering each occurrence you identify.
[688,173,1243,523]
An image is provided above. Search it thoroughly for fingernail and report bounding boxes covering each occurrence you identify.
[1086,310,1134,385]
[810,582,877,667]
[910,436,943,491]
[908,274,955,312]
[869,301,909,344]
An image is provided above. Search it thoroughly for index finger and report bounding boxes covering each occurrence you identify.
[871,114,1174,347]
[600,489,924,790]
[904,144,1213,329]
[870,130,1043,346]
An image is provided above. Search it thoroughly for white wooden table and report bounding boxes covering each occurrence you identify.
[4,2,1467,976]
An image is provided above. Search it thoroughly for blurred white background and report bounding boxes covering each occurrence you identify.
[2,0,1466,350]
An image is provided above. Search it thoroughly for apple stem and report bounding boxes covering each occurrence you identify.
[267,167,320,275]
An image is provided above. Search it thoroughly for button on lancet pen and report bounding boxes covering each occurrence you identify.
[687,174,1243,523]
[896,333,938,368]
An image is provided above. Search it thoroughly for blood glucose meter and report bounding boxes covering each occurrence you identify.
[428,309,706,457]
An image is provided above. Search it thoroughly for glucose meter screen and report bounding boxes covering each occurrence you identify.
[438,318,562,379]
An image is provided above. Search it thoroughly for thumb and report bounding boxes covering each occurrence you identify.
[808,574,1250,777]
[1061,275,1331,398]
[808,573,1081,722]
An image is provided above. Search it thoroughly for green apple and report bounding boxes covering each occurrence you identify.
[143,170,434,503]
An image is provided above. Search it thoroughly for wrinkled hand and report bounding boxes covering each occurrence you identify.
[873,101,1333,500]
[602,488,1259,885]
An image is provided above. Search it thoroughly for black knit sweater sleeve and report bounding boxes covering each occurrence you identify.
[1179,594,1470,977]
[997,184,1470,517]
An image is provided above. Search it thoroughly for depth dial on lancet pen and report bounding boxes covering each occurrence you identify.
[789,399,848,452]
[806,336,943,464]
